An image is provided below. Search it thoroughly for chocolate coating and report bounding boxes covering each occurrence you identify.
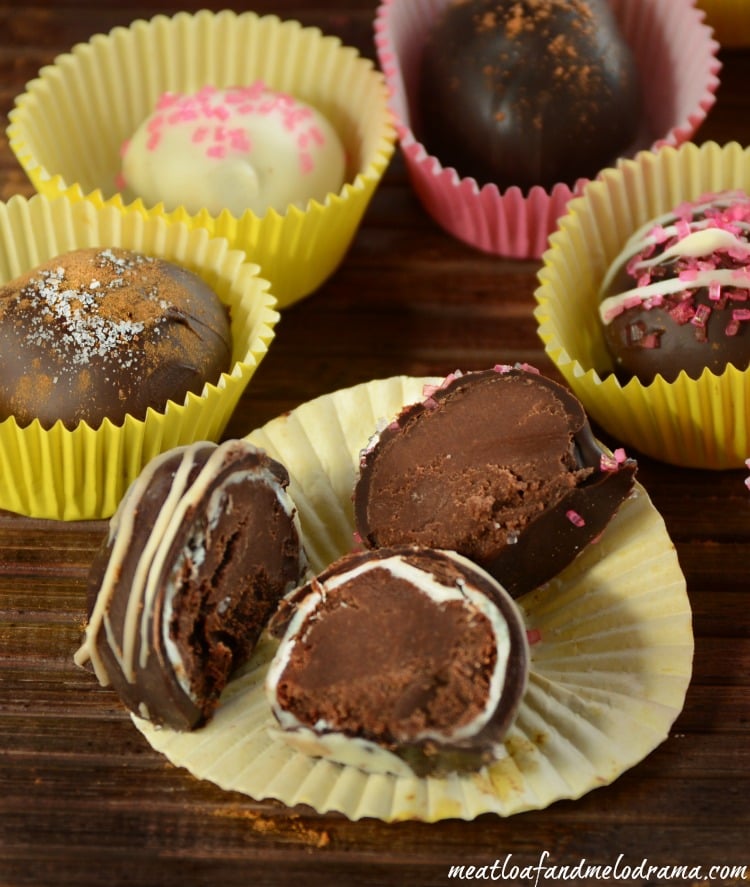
[417,0,641,191]
[599,191,750,383]
[77,439,307,731]
[354,367,636,598]
[0,247,232,429]
[267,546,529,776]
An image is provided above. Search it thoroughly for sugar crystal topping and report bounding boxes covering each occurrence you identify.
[14,249,166,368]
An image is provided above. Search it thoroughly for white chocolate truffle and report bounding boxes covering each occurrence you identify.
[120,83,347,217]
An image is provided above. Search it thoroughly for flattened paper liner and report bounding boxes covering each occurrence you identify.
[134,376,692,822]
[7,9,395,307]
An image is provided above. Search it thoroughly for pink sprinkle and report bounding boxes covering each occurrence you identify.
[207,145,227,159]
[191,126,209,143]
[669,301,695,324]
[733,308,750,321]
[691,304,712,327]
[566,509,586,528]
[299,151,314,175]
[709,280,722,301]
[679,268,699,283]
[726,318,740,336]
[600,448,627,471]
[676,218,692,239]
[639,332,661,349]
[526,628,543,646]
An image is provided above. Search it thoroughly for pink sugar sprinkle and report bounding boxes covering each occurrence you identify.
[639,332,661,349]
[299,152,314,175]
[191,126,209,143]
[726,318,740,336]
[709,280,722,301]
[676,218,692,239]
[691,304,712,327]
[526,628,542,646]
[207,145,226,159]
[679,268,699,283]
[566,509,586,528]
[601,448,628,471]
[733,308,750,321]
[670,301,695,324]
[650,224,669,245]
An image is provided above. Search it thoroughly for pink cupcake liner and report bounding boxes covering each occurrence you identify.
[374,0,721,260]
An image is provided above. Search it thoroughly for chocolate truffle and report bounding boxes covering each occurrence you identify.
[599,190,750,383]
[354,367,636,598]
[416,0,641,191]
[75,439,307,731]
[266,546,529,777]
[0,247,232,429]
[120,83,346,217]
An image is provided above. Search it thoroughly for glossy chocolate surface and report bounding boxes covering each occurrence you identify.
[416,0,640,191]
[600,191,750,383]
[354,368,636,597]
[82,440,306,731]
[0,247,232,429]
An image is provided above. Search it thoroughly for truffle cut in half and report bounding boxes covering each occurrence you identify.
[265,546,529,777]
[75,439,307,730]
[354,366,637,597]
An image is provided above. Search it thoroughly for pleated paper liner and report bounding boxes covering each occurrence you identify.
[133,376,692,822]
[374,0,720,259]
[696,0,750,47]
[0,194,278,521]
[7,9,396,308]
[535,140,750,470]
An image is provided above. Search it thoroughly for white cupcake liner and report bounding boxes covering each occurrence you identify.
[133,376,692,821]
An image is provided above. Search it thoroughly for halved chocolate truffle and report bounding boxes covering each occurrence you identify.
[599,190,750,383]
[266,546,529,777]
[354,367,636,597]
[0,247,232,429]
[416,0,641,191]
[75,439,307,730]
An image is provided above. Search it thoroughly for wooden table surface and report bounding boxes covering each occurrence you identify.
[1,2,749,885]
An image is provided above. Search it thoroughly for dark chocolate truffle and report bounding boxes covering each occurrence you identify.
[354,367,636,597]
[417,0,641,191]
[266,546,529,777]
[599,190,750,383]
[75,439,307,731]
[0,247,232,429]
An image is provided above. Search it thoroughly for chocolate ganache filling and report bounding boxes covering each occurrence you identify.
[354,367,636,597]
[76,439,307,730]
[266,546,529,776]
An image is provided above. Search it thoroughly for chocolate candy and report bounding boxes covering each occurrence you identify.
[354,367,636,597]
[600,190,750,383]
[0,247,232,429]
[266,546,529,776]
[417,0,641,191]
[75,439,307,730]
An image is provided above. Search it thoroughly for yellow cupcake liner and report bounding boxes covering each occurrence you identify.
[7,9,396,308]
[0,193,278,521]
[535,140,750,469]
[696,0,750,47]
[134,376,692,822]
